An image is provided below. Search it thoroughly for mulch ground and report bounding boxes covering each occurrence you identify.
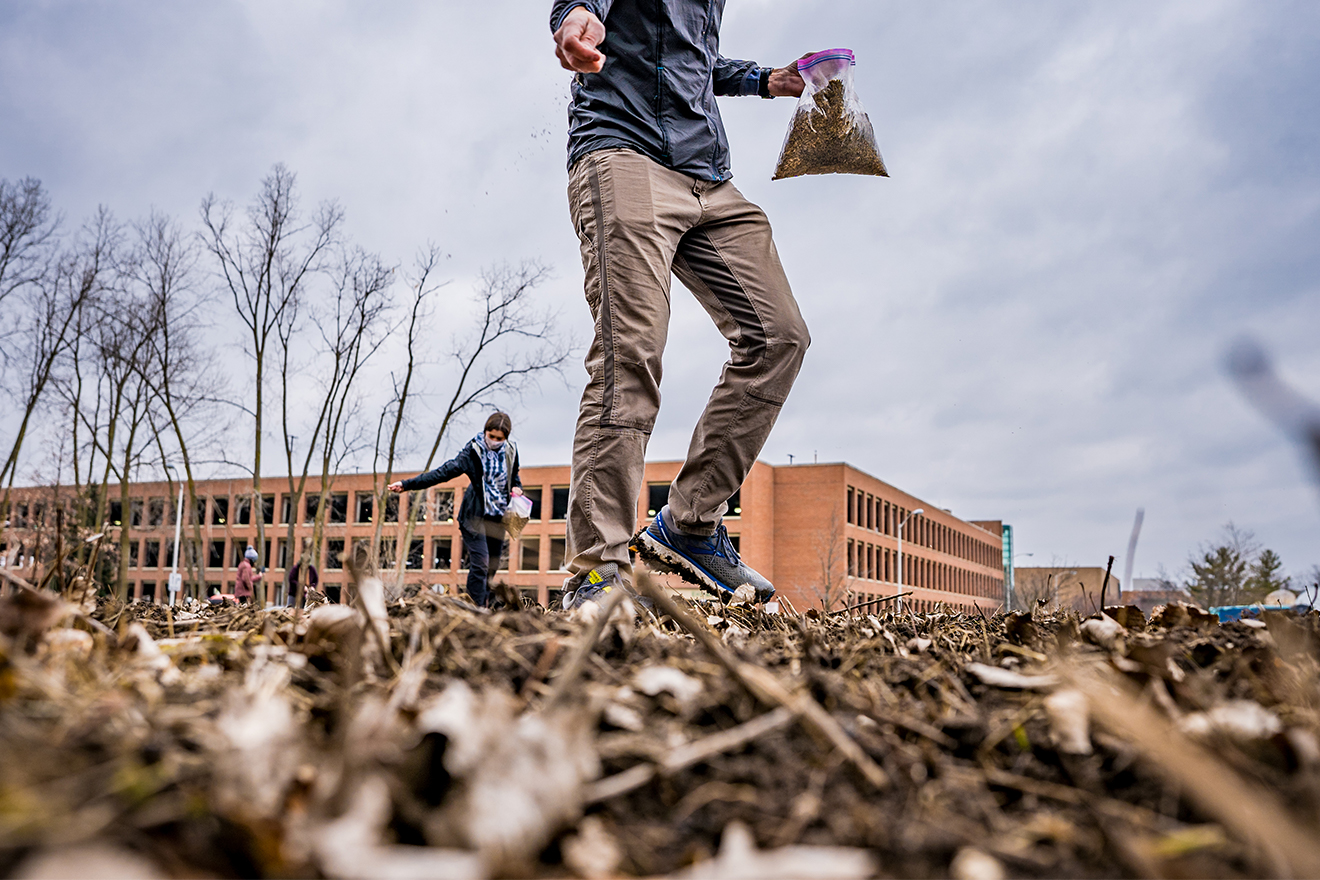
[2,573,1320,879]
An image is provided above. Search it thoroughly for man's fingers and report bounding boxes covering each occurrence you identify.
[553,8,606,74]
[558,34,604,73]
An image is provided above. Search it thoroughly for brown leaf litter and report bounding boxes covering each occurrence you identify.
[3,571,1320,879]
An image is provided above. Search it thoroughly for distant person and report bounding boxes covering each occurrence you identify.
[235,545,261,606]
[389,412,523,608]
[550,2,811,608]
[287,556,320,607]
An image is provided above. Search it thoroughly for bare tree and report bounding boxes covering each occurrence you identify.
[297,247,395,581]
[387,261,572,588]
[805,505,848,613]
[201,164,340,588]
[371,246,445,580]
[5,211,116,537]
[0,177,59,338]
[1013,569,1063,611]
[133,211,221,598]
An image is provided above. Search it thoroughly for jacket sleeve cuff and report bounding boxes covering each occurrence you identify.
[738,67,773,98]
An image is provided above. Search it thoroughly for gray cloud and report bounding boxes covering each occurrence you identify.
[1,0,1317,581]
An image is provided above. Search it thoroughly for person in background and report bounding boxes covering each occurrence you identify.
[287,555,320,607]
[235,545,261,606]
[388,412,523,608]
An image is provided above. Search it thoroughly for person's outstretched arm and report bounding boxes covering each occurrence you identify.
[388,449,467,493]
[714,53,809,98]
[552,3,608,73]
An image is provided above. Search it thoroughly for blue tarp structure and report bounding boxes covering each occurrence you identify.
[1208,604,1299,622]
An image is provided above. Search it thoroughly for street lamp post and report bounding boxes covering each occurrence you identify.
[165,464,185,607]
[896,508,924,612]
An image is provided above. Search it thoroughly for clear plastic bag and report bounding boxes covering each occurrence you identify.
[772,48,888,181]
[502,492,534,538]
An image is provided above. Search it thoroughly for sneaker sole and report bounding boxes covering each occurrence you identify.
[631,527,742,600]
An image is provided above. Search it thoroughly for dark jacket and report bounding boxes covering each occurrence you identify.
[550,0,765,182]
[399,438,522,525]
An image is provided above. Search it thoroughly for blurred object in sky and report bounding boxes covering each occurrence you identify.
[1226,338,1320,491]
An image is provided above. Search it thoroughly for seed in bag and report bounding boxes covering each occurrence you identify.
[773,48,888,181]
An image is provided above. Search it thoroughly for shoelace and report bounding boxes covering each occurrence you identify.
[712,525,740,563]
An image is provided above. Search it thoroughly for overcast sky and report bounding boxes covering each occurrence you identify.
[2,0,1318,584]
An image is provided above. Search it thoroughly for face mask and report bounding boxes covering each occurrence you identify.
[485,436,506,451]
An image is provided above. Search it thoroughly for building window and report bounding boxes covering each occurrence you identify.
[379,538,397,567]
[406,539,424,570]
[140,581,156,602]
[431,537,453,570]
[11,503,29,528]
[130,499,143,527]
[280,496,293,524]
[408,491,426,521]
[382,493,399,523]
[549,537,567,571]
[109,500,123,526]
[163,540,175,568]
[276,539,289,570]
[433,490,455,523]
[304,495,320,524]
[148,497,166,528]
[847,539,856,577]
[209,540,225,568]
[144,540,161,568]
[128,540,140,568]
[520,537,540,571]
[326,539,345,569]
[727,489,741,517]
[865,494,873,530]
[235,496,252,525]
[193,497,206,527]
[551,487,570,521]
[356,493,374,523]
[521,487,542,520]
[328,493,348,524]
[846,487,855,525]
[728,534,740,553]
[647,484,668,518]
[262,494,275,525]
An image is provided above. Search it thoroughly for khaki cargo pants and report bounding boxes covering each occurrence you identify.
[565,148,810,581]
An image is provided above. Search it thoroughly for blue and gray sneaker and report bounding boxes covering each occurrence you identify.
[631,505,775,602]
[561,562,627,610]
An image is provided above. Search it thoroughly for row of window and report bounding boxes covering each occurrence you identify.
[645,486,741,519]
[847,538,1002,598]
[845,485,998,567]
[12,483,746,533]
[99,486,586,530]
[109,528,742,578]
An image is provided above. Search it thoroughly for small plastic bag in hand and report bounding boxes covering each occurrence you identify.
[773,48,888,181]
[502,492,534,538]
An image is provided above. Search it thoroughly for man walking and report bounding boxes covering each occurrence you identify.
[552,2,812,606]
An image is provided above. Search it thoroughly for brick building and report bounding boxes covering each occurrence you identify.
[2,461,1006,613]
[1014,566,1124,613]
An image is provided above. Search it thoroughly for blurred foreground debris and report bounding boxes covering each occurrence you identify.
[1227,338,1320,492]
[4,578,1320,878]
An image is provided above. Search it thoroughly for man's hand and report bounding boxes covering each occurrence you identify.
[769,53,813,98]
[554,6,606,73]
[387,480,404,493]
